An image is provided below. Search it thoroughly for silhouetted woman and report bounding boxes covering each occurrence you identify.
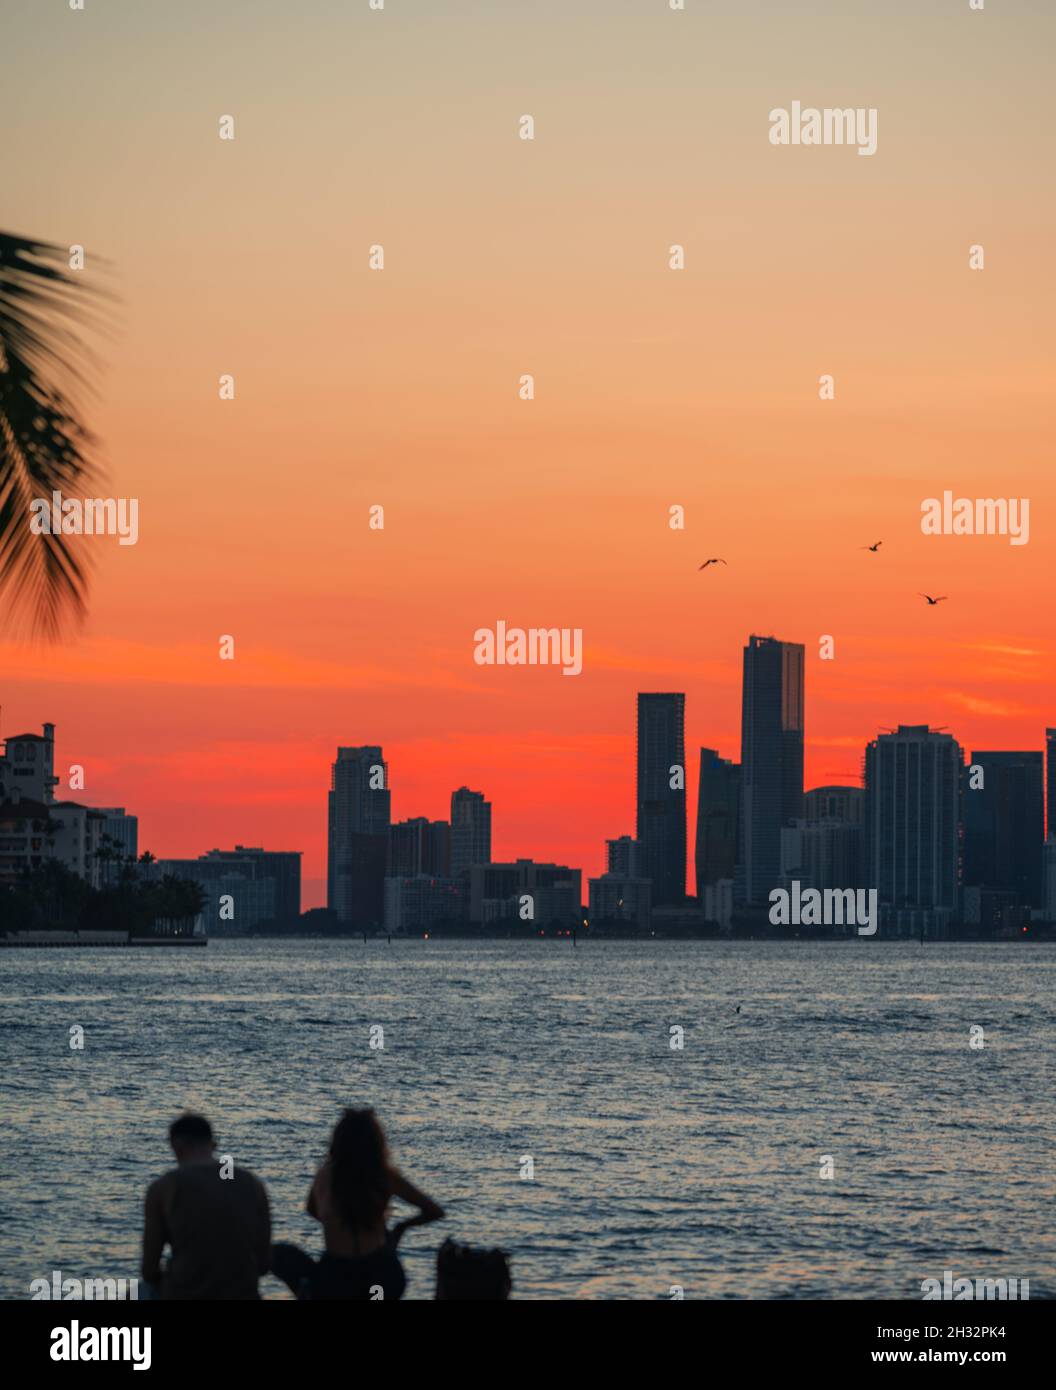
[271,1109,444,1299]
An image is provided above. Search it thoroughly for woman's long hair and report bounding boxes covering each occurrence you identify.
[328,1108,392,1231]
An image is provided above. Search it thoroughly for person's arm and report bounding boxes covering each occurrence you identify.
[389,1211,436,1248]
[141,1181,166,1285]
[389,1168,445,1223]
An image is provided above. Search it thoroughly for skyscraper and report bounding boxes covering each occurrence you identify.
[636,693,686,906]
[963,751,1043,907]
[695,749,739,897]
[864,725,962,933]
[450,787,491,879]
[327,746,390,925]
[389,817,451,878]
[737,636,804,904]
[1045,838,1056,923]
[804,786,863,824]
[606,835,640,877]
[1047,729,1056,839]
[785,785,865,894]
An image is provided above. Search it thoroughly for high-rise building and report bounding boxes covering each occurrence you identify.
[864,725,962,935]
[636,693,686,906]
[780,819,864,898]
[450,787,491,879]
[389,818,450,878]
[780,785,865,895]
[737,637,804,904]
[695,750,739,897]
[92,807,139,886]
[606,835,639,877]
[327,747,390,925]
[95,808,139,864]
[702,879,734,930]
[963,752,1044,907]
[804,786,863,825]
[1045,838,1056,923]
[1046,729,1056,839]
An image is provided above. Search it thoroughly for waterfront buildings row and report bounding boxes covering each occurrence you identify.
[326,746,581,932]
[0,724,139,889]
[0,724,301,935]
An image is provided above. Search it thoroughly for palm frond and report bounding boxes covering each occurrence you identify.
[0,232,111,639]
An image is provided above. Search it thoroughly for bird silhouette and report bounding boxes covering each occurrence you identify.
[698,558,727,570]
[862,541,882,552]
[919,593,948,605]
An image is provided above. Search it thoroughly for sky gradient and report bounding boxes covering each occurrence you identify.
[3,0,1054,906]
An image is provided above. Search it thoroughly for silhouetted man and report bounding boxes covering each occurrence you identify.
[142,1113,271,1299]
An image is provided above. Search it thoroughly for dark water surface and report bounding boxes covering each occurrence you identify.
[1,939,1053,1299]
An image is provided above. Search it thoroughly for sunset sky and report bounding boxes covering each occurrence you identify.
[3,0,1054,907]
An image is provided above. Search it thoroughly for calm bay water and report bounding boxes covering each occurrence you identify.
[1,938,1053,1300]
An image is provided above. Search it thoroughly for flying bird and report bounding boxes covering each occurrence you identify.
[698,558,727,570]
[919,593,948,605]
[862,541,882,552]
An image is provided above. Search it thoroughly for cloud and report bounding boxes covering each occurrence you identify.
[945,692,1034,719]
[0,638,487,695]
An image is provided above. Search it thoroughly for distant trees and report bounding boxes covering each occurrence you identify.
[0,856,205,936]
[150,873,206,925]
[0,859,93,933]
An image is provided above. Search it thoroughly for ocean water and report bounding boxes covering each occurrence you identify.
[1,938,1053,1300]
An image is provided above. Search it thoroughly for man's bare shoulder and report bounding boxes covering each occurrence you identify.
[144,1167,179,1202]
[231,1165,269,1195]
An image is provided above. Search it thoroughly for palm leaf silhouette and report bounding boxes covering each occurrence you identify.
[0,232,109,639]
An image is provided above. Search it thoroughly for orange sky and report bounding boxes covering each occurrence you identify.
[4,0,1054,906]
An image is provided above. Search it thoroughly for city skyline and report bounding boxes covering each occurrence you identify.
[4,1,1053,916]
[3,0,1055,1330]
[7,627,1052,913]
[5,624,1054,923]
